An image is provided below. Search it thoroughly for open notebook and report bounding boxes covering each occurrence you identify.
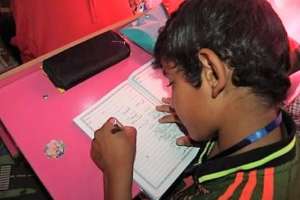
[73,60,199,200]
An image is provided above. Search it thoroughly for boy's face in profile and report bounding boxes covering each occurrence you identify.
[161,59,219,141]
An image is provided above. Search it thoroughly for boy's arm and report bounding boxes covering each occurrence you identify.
[90,118,137,200]
[104,168,133,200]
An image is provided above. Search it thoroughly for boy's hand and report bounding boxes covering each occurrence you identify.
[91,118,136,200]
[156,97,203,147]
[156,97,180,123]
[91,118,137,176]
[156,97,191,146]
[175,136,193,147]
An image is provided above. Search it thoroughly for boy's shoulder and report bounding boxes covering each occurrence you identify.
[165,111,300,200]
[167,150,300,200]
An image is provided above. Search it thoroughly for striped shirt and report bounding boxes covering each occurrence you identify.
[163,111,300,200]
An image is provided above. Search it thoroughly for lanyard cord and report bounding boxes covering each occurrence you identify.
[211,112,282,159]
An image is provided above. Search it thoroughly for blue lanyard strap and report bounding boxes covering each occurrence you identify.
[212,112,282,159]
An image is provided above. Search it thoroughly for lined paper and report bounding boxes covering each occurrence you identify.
[74,60,199,199]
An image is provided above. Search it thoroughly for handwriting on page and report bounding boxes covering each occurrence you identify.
[79,83,190,189]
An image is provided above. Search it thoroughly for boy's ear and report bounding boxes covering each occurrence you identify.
[197,48,228,98]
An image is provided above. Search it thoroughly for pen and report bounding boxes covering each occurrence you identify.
[111,119,123,134]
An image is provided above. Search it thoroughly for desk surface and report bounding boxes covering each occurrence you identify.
[0,41,151,199]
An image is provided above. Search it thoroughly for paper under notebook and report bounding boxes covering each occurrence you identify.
[73,60,199,200]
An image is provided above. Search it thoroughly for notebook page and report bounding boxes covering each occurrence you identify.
[74,61,199,199]
[129,60,170,102]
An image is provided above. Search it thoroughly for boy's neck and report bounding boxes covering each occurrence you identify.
[209,94,283,158]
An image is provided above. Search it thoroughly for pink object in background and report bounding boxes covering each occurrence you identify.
[268,0,300,43]
[10,0,133,62]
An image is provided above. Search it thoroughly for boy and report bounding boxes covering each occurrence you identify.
[91,0,300,199]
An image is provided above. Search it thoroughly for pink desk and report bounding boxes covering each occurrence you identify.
[0,37,151,199]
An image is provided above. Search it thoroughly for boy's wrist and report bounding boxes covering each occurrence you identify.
[106,166,133,182]
[105,168,133,200]
[105,161,134,177]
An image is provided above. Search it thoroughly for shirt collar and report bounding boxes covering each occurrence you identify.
[190,111,297,184]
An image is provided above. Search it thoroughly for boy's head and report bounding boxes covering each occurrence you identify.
[154,0,291,140]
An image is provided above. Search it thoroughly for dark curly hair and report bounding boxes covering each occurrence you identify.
[154,0,291,106]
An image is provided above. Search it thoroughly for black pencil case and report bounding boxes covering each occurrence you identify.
[43,30,130,91]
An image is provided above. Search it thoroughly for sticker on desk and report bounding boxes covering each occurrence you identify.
[44,140,65,159]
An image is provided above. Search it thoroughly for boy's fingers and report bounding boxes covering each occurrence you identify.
[90,140,103,167]
[94,117,119,138]
[123,126,137,143]
[176,136,193,147]
[156,104,174,113]
[161,97,172,104]
[158,114,179,123]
